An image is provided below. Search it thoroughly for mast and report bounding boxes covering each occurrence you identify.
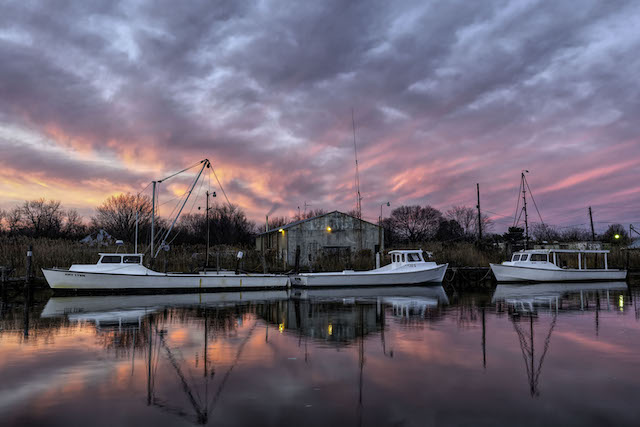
[476,183,482,242]
[206,191,210,268]
[151,181,156,259]
[522,172,529,249]
[352,110,362,220]
[352,109,363,251]
[135,210,139,254]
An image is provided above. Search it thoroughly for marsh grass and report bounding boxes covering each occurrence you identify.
[1,236,637,279]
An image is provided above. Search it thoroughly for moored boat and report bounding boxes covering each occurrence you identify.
[42,252,290,291]
[490,249,627,282]
[291,249,448,287]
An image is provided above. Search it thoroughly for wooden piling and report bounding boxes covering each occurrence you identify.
[25,245,33,289]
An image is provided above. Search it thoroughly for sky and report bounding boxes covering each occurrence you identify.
[1,0,639,233]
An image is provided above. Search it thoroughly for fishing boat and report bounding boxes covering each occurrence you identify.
[41,159,289,292]
[290,250,448,287]
[490,249,627,282]
[42,252,290,291]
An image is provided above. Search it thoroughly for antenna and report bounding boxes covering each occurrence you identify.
[352,109,362,220]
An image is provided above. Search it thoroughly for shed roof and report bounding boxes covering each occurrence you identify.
[259,210,380,236]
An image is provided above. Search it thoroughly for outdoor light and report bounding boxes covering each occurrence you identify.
[614,234,620,239]
[328,324,333,336]
[279,228,284,234]
[326,226,332,232]
[278,323,285,333]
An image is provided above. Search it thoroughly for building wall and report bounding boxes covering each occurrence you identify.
[284,212,381,267]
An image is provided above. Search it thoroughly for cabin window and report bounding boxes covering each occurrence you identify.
[520,254,529,261]
[101,256,122,264]
[512,254,521,261]
[123,256,142,264]
[530,254,547,262]
[408,253,420,262]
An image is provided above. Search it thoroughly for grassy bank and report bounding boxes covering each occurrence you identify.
[1,236,638,279]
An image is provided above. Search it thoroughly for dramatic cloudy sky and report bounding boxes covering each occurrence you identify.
[1,0,639,232]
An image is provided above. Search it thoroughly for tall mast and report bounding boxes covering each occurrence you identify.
[352,109,363,251]
[522,172,529,249]
[151,181,156,258]
[206,191,210,268]
[352,109,362,220]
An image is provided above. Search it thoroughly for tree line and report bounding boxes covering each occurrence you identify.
[0,196,631,246]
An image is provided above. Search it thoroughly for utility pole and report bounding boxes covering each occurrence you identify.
[522,172,529,249]
[476,183,482,242]
[588,206,596,241]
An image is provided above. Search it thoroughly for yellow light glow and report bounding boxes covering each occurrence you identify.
[328,324,333,336]
[619,295,624,311]
[326,226,332,232]
[279,228,284,234]
[278,322,285,333]
[614,234,620,239]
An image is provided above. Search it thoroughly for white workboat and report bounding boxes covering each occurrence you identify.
[291,250,448,287]
[42,253,290,291]
[490,249,627,282]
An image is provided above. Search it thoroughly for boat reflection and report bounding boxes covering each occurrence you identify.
[491,281,628,397]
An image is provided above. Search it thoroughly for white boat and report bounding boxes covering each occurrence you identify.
[42,253,290,291]
[290,250,448,287]
[490,249,627,282]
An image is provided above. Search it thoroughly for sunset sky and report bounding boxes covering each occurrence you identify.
[1,0,639,232]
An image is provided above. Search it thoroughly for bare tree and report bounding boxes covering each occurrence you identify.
[6,207,23,234]
[92,193,153,242]
[63,209,87,238]
[446,205,493,238]
[293,209,327,221]
[20,198,64,237]
[560,227,591,242]
[267,216,290,230]
[531,223,560,242]
[390,205,442,243]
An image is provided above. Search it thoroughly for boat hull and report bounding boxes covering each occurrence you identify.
[490,264,627,283]
[42,268,290,291]
[291,264,448,287]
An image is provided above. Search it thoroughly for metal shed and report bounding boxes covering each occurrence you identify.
[256,211,383,268]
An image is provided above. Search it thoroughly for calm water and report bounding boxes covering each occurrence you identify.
[1,281,640,426]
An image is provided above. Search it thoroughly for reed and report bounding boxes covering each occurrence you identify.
[1,236,638,279]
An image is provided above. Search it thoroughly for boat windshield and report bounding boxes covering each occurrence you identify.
[520,254,529,261]
[407,253,421,262]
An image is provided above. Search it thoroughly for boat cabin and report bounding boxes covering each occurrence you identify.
[508,249,611,270]
[97,253,144,265]
[389,250,432,265]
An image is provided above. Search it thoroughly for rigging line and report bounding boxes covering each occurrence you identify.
[157,159,206,183]
[167,171,206,246]
[136,181,152,198]
[524,177,545,225]
[211,164,232,207]
[513,177,523,227]
[484,209,516,219]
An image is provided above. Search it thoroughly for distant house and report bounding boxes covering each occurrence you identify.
[255,211,383,268]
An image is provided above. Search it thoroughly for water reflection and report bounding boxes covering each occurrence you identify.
[1,282,639,426]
